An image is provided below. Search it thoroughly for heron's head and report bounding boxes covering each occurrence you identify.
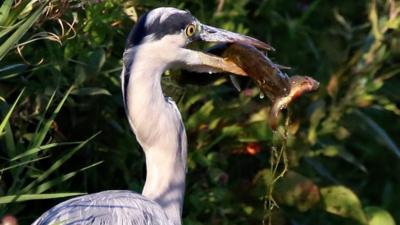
[125,7,272,74]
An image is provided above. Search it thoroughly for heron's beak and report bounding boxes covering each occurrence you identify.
[185,24,273,77]
[199,24,274,51]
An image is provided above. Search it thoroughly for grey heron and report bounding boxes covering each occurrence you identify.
[31,7,271,225]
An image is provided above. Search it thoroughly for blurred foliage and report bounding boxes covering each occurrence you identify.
[1,0,399,225]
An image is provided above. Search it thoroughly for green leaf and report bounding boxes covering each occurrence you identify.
[368,0,382,41]
[21,132,100,193]
[338,149,367,173]
[3,115,16,157]
[0,19,24,39]
[385,17,400,30]
[35,161,103,194]
[0,193,84,204]
[307,102,326,144]
[364,206,396,225]
[0,3,46,61]
[0,88,24,135]
[11,142,80,161]
[321,185,367,224]
[222,124,242,137]
[31,86,74,148]
[31,89,57,142]
[0,0,13,25]
[186,100,214,130]
[87,49,106,74]
[71,87,111,96]
[240,121,271,142]
[354,110,400,158]
[1,156,48,173]
[0,63,28,80]
[274,171,320,212]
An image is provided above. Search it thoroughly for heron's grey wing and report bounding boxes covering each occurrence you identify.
[32,190,172,225]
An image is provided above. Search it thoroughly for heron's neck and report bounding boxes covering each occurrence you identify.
[123,46,187,225]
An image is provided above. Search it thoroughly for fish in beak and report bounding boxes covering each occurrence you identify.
[220,43,319,130]
[182,24,319,129]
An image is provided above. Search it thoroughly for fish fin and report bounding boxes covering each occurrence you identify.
[269,103,281,130]
[275,63,291,70]
[269,98,289,130]
[229,75,241,92]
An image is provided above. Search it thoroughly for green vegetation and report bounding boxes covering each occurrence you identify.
[1,0,399,224]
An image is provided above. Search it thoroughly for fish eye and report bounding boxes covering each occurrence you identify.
[185,24,196,37]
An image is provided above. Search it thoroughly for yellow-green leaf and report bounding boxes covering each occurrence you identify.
[364,206,396,225]
[321,185,367,224]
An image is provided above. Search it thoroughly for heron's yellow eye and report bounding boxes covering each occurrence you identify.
[185,24,196,37]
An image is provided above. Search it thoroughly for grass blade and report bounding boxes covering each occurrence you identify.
[1,156,49,173]
[36,161,103,194]
[30,89,57,144]
[31,86,74,148]
[0,88,25,135]
[0,193,84,204]
[0,0,13,25]
[0,20,24,38]
[354,110,400,158]
[11,142,80,161]
[0,3,46,61]
[3,117,16,157]
[0,63,28,80]
[21,132,100,193]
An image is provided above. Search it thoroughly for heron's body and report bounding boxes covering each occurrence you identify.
[32,191,172,225]
[32,7,269,225]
